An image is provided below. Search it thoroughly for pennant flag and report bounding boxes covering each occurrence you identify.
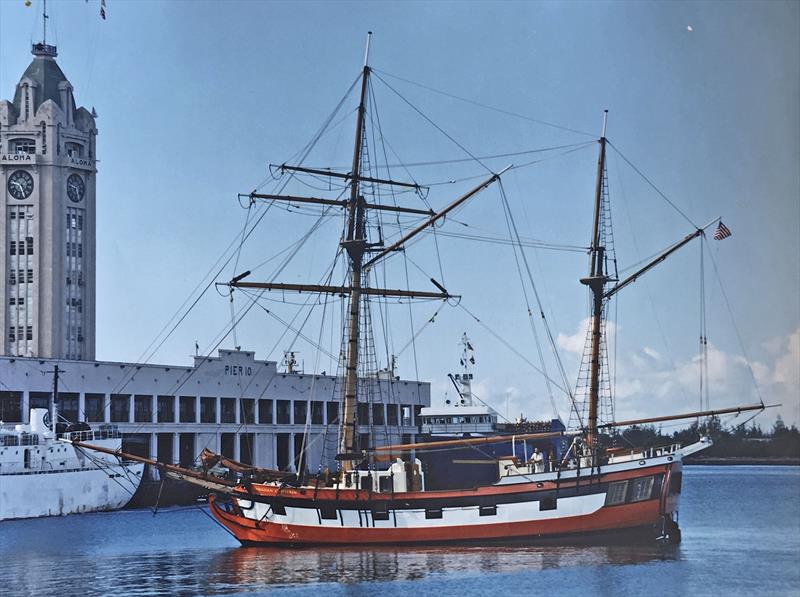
[713,221,732,241]
[100,0,106,20]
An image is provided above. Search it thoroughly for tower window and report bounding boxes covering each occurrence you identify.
[10,138,35,155]
[25,237,33,255]
[65,142,83,158]
[9,241,16,256]
[26,326,33,341]
[27,269,33,283]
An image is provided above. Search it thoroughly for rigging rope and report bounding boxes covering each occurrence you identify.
[497,182,560,420]
[372,72,495,176]
[704,240,765,406]
[607,140,698,230]
[373,68,596,138]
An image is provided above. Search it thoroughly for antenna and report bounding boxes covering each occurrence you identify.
[601,109,609,139]
[43,0,48,45]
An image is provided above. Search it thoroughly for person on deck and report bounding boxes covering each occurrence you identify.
[532,447,545,473]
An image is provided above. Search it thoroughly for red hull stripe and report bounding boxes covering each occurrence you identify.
[209,496,663,545]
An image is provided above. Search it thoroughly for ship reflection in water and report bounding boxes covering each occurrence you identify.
[211,543,678,588]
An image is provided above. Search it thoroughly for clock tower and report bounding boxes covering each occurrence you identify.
[0,41,97,360]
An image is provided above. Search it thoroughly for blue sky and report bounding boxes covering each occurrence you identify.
[1,1,797,428]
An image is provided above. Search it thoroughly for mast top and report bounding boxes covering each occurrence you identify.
[363,32,373,68]
[601,109,608,139]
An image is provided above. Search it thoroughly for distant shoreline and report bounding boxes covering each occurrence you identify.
[685,457,800,466]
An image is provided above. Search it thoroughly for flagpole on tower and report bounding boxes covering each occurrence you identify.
[42,0,48,45]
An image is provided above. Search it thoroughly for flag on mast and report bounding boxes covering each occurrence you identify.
[100,0,106,20]
[713,221,732,240]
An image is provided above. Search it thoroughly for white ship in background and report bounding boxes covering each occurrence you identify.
[0,367,143,521]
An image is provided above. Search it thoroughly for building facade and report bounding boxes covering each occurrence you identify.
[0,350,429,471]
[0,42,97,360]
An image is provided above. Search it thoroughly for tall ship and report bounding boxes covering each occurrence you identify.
[76,34,772,545]
[1,367,144,520]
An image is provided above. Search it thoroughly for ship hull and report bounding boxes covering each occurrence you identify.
[0,462,145,520]
[208,453,687,546]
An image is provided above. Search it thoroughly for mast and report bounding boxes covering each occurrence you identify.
[338,32,372,469]
[580,110,608,450]
[51,364,60,434]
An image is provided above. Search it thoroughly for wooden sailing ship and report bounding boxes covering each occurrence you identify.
[75,34,774,545]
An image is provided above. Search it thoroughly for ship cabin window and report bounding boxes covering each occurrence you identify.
[319,506,338,520]
[24,448,31,469]
[293,401,307,425]
[326,401,339,425]
[0,391,23,423]
[539,497,557,511]
[11,138,36,154]
[179,396,196,423]
[373,403,385,426]
[84,393,105,422]
[271,501,286,516]
[134,395,152,423]
[157,395,175,423]
[479,505,497,516]
[629,476,656,503]
[378,475,393,492]
[605,481,628,506]
[200,397,216,423]
[311,401,324,425]
[401,405,412,426]
[670,472,683,495]
[425,508,443,519]
[372,505,390,521]
[258,399,273,424]
[387,403,398,426]
[65,142,83,158]
[110,394,130,423]
[220,398,236,424]
[239,398,254,425]
[276,400,290,425]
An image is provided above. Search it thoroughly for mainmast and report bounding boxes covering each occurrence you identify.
[226,34,505,474]
[338,32,373,468]
[580,110,609,450]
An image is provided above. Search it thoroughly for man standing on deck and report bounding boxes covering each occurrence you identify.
[532,448,545,473]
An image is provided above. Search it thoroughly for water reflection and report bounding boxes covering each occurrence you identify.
[208,543,680,591]
[0,543,680,596]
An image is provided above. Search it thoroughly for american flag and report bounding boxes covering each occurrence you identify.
[100,0,106,20]
[713,221,732,240]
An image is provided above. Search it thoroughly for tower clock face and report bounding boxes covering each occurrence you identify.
[7,170,34,200]
[67,173,85,203]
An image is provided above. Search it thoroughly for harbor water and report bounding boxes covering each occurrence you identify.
[1,466,798,596]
